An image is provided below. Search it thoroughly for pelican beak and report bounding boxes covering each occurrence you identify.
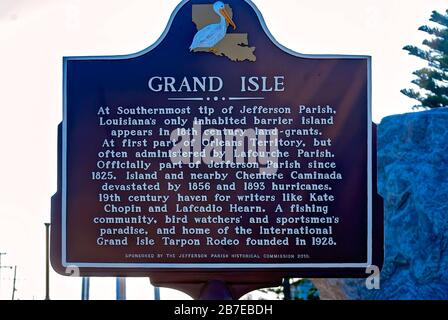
[220,8,236,30]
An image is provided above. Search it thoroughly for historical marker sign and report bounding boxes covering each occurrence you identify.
[51,0,382,290]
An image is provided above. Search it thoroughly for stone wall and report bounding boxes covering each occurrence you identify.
[313,109,448,299]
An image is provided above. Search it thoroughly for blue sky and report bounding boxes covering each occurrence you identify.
[0,0,446,300]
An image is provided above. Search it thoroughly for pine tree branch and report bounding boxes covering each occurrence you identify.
[422,39,444,55]
[418,25,443,37]
[430,10,448,28]
[403,45,432,62]
[402,9,448,109]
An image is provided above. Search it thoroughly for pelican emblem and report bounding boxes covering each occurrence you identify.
[190,1,237,53]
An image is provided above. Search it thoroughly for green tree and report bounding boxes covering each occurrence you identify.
[259,278,320,300]
[401,9,448,109]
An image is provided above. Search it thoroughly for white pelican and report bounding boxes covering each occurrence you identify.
[190,1,237,52]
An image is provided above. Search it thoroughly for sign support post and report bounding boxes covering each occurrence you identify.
[154,286,161,300]
[81,277,90,300]
[198,280,233,300]
[116,278,126,300]
[44,223,50,300]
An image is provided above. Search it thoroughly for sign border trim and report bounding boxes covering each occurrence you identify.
[61,0,373,269]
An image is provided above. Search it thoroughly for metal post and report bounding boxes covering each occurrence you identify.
[11,266,17,300]
[44,223,51,300]
[282,278,291,300]
[198,280,233,300]
[81,277,90,300]
[0,252,12,300]
[0,252,5,296]
[154,286,161,300]
[116,277,126,300]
